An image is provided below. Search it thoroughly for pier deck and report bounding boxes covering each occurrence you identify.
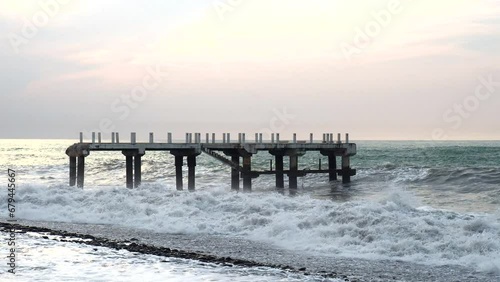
[66,132,357,191]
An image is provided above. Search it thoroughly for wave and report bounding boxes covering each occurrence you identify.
[3,183,499,274]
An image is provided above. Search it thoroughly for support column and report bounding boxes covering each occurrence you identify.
[187,155,196,191]
[175,155,183,190]
[134,154,143,188]
[328,154,337,181]
[77,156,85,188]
[342,156,351,184]
[126,155,133,188]
[69,156,76,186]
[231,155,240,191]
[242,155,252,192]
[275,155,284,189]
[289,155,298,190]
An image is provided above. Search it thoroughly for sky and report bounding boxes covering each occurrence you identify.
[1,0,500,140]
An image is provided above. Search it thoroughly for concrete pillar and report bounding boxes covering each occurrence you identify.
[69,156,76,186]
[116,132,120,143]
[310,133,313,143]
[337,133,341,144]
[322,133,326,142]
[289,155,298,190]
[277,133,280,143]
[330,133,333,143]
[212,133,215,143]
[346,133,349,144]
[271,133,275,143]
[293,133,296,143]
[175,155,183,190]
[238,133,242,143]
[255,133,258,143]
[131,132,136,144]
[134,154,143,188]
[125,155,133,188]
[77,156,85,188]
[223,133,226,143]
[149,132,154,143]
[227,133,230,143]
[98,133,102,143]
[206,133,209,143]
[79,132,83,143]
[242,155,252,192]
[187,155,196,191]
[168,132,172,143]
[275,155,284,189]
[328,154,337,181]
[259,133,263,143]
[342,156,351,183]
[92,132,95,143]
[112,132,115,143]
[231,155,239,191]
[242,133,246,144]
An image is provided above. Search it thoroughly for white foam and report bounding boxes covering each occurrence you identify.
[3,183,499,273]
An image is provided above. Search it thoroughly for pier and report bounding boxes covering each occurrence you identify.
[65,132,357,191]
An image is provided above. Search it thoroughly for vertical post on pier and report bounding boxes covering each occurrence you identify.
[337,133,341,144]
[175,155,183,190]
[206,133,209,143]
[328,154,337,181]
[242,133,245,144]
[342,156,351,184]
[271,133,275,143]
[227,133,230,143]
[242,155,252,192]
[131,132,136,144]
[79,132,83,143]
[223,133,226,143]
[289,155,298,190]
[125,155,133,188]
[231,155,239,191]
[98,133,102,143]
[238,133,242,143]
[255,133,258,143]
[134,154,143,188]
[277,133,280,143]
[112,132,115,143]
[149,133,154,143]
[92,132,95,143]
[116,133,120,143]
[77,156,85,188]
[345,133,349,144]
[259,133,263,143]
[310,133,313,143]
[187,155,196,191]
[168,132,172,143]
[69,156,76,186]
[275,155,284,189]
[212,133,215,143]
[330,133,333,143]
[293,133,296,143]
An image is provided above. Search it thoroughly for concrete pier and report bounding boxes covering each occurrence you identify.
[66,132,357,190]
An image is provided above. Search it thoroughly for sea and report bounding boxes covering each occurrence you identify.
[0,139,499,281]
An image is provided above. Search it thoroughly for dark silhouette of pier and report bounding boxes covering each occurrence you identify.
[66,132,357,191]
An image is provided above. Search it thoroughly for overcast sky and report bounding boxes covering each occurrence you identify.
[1,0,499,140]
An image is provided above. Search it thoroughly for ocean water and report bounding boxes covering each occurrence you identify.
[1,139,499,281]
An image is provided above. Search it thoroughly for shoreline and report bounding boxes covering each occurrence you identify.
[0,222,344,281]
[2,220,498,282]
